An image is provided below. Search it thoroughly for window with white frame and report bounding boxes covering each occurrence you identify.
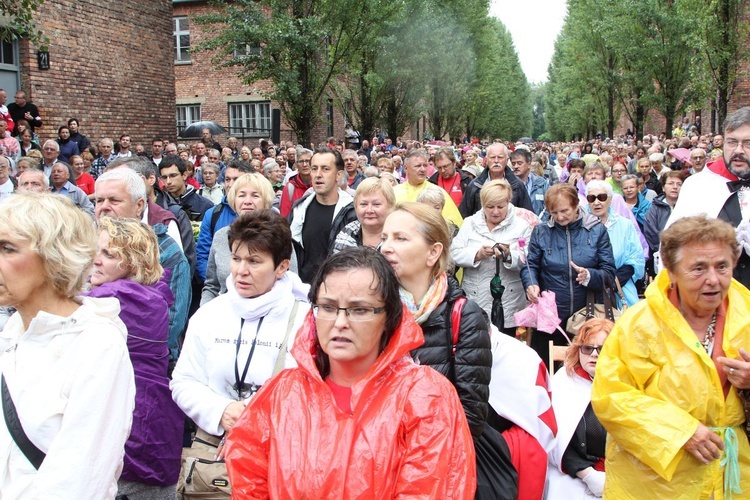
[233,42,261,59]
[173,17,190,63]
[228,102,271,136]
[176,104,201,136]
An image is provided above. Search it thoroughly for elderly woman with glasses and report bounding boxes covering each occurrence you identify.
[585,180,645,306]
[225,247,476,498]
[592,216,750,499]
[548,318,614,499]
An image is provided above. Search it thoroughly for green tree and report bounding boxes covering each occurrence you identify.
[196,0,382,146]
[1,0,48,48]
[531,83,547,139]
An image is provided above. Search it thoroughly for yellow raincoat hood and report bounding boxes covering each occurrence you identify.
[591,270,750,499]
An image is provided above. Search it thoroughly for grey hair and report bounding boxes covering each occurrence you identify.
[261,158,277,174]
[108,155,156,179]
[43,139,59,152]
[585,179,613,199]
[208,148,221,157]
[621,174,638,185]
[96,167,147,203]
[296,147,313,161]
[341,149,358,159]
[724,107,750,134]
[404,148,429,164]
[202,163,221,175]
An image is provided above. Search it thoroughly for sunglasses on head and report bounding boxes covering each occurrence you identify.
[586,193,608,203]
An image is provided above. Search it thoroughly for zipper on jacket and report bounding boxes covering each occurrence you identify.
[567,226,574,317]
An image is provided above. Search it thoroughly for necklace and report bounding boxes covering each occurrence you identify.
[700,311,718,355]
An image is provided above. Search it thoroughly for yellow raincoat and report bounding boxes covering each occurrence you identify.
[591,270,750,499]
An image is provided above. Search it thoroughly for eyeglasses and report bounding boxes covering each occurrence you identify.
[725,138,750,150]
[312,304,385,322]
[580,344,604,355]
[612,169,626,174]
[586,193,608,203]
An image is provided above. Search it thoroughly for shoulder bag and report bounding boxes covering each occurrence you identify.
[566,277,625,337]
[176,301,300,499]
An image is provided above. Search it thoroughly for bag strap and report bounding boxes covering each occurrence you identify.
[271,301,300,377]
[1,374,46,470]
[585,288,596,319]
[451,297,466,351]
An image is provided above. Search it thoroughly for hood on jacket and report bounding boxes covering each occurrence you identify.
[291,303,425,389]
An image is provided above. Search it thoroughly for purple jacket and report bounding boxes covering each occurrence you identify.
[85,279,184,486]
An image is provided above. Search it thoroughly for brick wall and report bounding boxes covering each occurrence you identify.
[173,2,346,149]
[19,0,176,148]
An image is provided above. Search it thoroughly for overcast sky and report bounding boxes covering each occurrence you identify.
[489,0,568,84]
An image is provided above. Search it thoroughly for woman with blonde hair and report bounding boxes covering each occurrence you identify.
[333,177,395,253]
[382,202,517,499]
[85,217,183,499]
[547,318,614,499]
[0,193,135,498]
[202,173,296,304]
[451,179,532,334]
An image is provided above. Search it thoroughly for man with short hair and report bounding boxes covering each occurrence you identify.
[511,148,548,215]
[712,133,724,152]
[289,147,357,283]
[17,169,49,193]
[394,149,463,228]
[191,142,206,167]
[151,138,164,167]
[94,167,191,363]
[201,127,221,152]
[342,149,365,189]
[117,134,133,157]
[40,140,60,176]
[644,153,666,195]
[279,148,313,217]
[251,147,263,161]
[49,162,95,218]
[91,138,116,179]
[459,143,533,218]
[159,155,214,221]
[68,118,90,153]
[8,90,41,136]
[689,148,707,174]
[285,147,296,172]
[0,155,14,200]
[428,146,472,207]
[164,142,178,156]
[667,106,750,288]
[227,136,239,158]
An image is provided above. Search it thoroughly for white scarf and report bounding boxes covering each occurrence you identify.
[226,271,309,321]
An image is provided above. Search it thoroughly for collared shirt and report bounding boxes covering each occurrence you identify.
[91,153,116,179]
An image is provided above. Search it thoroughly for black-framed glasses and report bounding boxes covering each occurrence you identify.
[586,193,608,203]
[580,344,604,355]
[312,304,385,322]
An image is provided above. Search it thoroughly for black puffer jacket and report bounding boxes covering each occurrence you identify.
[411,276,492,439]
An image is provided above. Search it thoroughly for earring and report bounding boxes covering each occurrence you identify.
[669,282,674,290]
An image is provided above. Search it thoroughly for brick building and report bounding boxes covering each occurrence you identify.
[172,0,347,148]
[2,0,176,147]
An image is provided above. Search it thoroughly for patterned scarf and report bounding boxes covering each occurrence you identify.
[400,272,448,325]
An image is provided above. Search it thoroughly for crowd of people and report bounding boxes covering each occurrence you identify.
[1,93,750,499]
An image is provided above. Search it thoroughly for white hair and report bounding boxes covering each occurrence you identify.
[585,179,613,199]
[96,167,147,203]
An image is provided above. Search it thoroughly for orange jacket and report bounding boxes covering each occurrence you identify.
[225,307,477,498]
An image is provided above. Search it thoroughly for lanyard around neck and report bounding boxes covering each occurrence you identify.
[234,316,265,400]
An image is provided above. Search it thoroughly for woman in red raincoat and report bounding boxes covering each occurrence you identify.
[225,247,476,498]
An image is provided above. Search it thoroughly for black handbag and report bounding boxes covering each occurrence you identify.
[1,374,46,469]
